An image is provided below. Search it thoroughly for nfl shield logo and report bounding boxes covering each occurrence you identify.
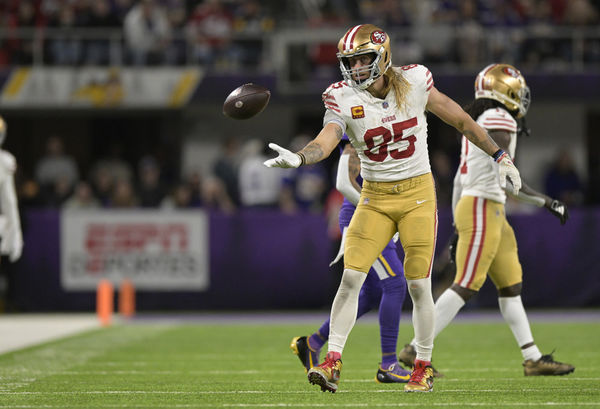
[382,101,389,109]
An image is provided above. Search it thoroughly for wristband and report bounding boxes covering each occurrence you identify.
[492,149,506,163]
[297,152,306,166]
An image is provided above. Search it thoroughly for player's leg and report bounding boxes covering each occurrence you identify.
[307,204,395,392]
[489,221,574,376]
[399,196,502,377]
[294,273,381,372]
[373,245,411,383]
[393,174,437,392]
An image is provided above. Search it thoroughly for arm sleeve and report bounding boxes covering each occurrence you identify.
[451,170,462,215]
[335,154,361,206]
[0,172,23,261]
[506,189,545,207]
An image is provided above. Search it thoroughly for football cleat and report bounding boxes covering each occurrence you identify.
[290,336,320,373]
[404,359,434,393]
[523,353,575,376]
[375,362,411,383]
[398,344,444,378]
[307,352,343,393]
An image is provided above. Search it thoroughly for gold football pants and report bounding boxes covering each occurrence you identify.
[454,195,523,291]
[344,173,437,280]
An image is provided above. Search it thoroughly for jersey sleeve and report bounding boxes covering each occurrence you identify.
[398,64,434,94]
[322,85,347,133]
[0,151,17,176]
[478,108,518,133]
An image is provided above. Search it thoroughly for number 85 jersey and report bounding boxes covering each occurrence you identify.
[322,64,434,182]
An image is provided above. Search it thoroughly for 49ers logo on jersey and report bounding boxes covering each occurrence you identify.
[351,105,365,119]
[371,30,386,44]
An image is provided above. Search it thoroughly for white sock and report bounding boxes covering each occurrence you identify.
[433,288,466,339]
[328,268,367,354]
[407,277,435,362]
[498,296,542,361]
[410,288,465,345]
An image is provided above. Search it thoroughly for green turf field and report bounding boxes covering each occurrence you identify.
[0,317,599,408]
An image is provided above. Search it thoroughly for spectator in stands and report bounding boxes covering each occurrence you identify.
[109,179,138,207]
[6,0,40,64]
[212,135,241,206]
[201,175,236,213]
[85,0,121,65]
[544,149,584,206]
[124,0,171,65]
[279,134,328,213]
[232,0,274,68]
[34,135,79,191]
[63,181,100,209]
[161,182,193,209]
[90,142,133,186]
[90,167,115,207]
[238,138,284,209]
[186,0,239,69]
[47,4,82,65]
[137,155,167,207]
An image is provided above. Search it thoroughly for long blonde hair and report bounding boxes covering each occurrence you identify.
[383,68,411,112]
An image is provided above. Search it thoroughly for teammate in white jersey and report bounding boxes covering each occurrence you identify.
[0,116,23,263]
[264,25,522,393]
[399,64,574,377]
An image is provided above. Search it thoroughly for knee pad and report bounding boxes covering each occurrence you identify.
[406,277,432,302]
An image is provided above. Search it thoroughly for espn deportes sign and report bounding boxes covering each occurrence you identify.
[60,210,209,291]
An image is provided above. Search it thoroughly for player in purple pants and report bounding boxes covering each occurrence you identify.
[290,140,411,383]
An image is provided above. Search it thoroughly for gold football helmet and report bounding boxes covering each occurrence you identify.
[0,116,6,146]
[475,63,530,117]
[337,24,392,90]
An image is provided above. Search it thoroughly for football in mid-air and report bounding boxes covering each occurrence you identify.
[223,83,271,120]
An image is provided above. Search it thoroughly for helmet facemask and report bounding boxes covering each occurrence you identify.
[338,51,384,90]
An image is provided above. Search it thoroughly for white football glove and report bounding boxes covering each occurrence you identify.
[496,151,521,194]
[1,232,23,262]
[263,143,302,168]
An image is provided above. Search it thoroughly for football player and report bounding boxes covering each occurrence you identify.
[291,138,411,384]
[399,64,574,377]
[0,116,23,263]
[264,25,521,393]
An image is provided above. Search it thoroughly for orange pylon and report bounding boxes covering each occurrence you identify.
[119,279,136,318]
[96,279,114,326]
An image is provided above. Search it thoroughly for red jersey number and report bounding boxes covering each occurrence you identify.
[363,117,418,162]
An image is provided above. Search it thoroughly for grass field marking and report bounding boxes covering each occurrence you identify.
[2,388,599,395]
[1,405,600,409]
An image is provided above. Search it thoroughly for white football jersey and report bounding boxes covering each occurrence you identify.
[322,65,434,182]
[456,107,518,204]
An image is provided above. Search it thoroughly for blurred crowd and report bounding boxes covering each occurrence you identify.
[0,0,598,69]
[16,134,586,227]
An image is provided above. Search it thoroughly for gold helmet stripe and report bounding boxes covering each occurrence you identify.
[343,24,364,52]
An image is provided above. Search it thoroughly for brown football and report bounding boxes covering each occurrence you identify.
[223,83,271,120]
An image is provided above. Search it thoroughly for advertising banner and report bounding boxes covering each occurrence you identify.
[60,210,209,291]
[0,67,202,108]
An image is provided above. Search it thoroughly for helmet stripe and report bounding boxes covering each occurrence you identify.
[344,25,363,51]
[478,63,498,90]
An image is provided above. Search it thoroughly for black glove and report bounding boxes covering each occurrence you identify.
[547,199,569,225]
[448,231,458,264]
